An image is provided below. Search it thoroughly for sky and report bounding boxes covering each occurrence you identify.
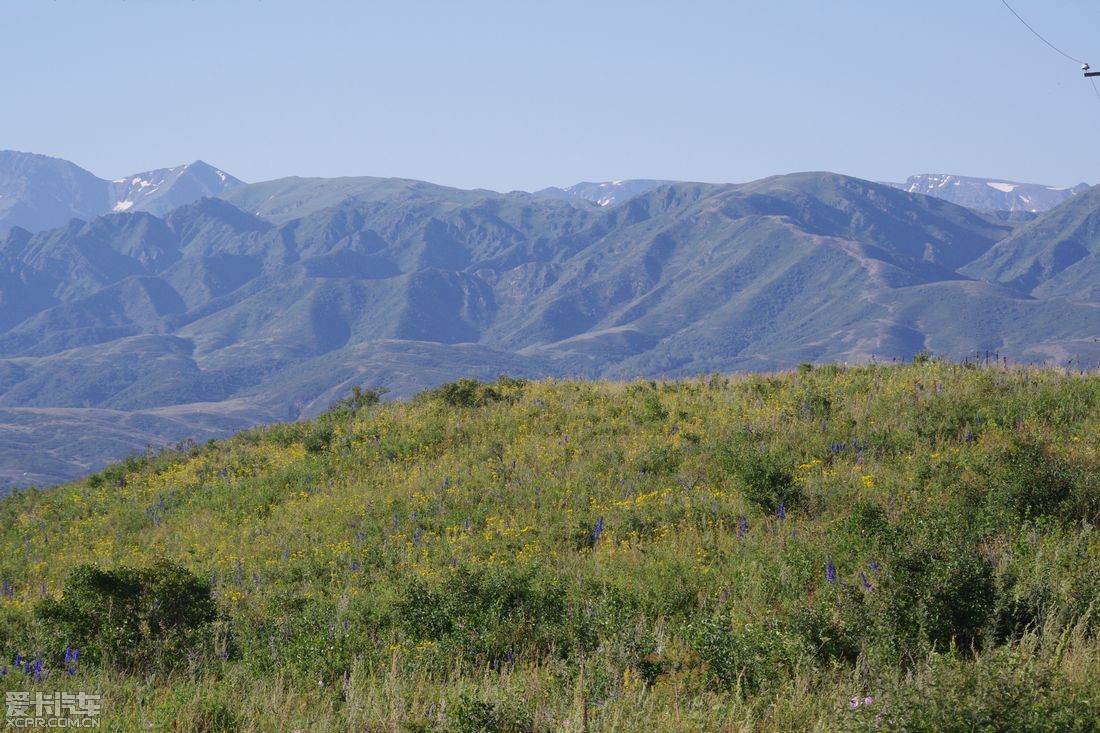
[3,0,1100,191]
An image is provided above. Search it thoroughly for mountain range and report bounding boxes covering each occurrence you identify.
[883,174,1090,213]
[0,151,243,236]
[533,174,1092,214]
[1,152,1098,487]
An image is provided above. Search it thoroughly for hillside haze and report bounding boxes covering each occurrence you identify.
[1,162,1099,485]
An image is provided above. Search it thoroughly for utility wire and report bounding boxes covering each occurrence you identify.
[998,0,1100,115]
[999,0,1088,66]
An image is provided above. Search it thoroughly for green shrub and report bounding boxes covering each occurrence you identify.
[720,446,801,512]
[984,437,1083,522]
[682,615,806,693]
[871,516,996,660]
[425,376,527,408]
[303,423,335,453]
[321,385,386,420]
[396,565,565,663]
[447,693,533,733]
[85,454,148,489]
[35,560,218,673]
[852,641,1100,733]
[632,392,669,423]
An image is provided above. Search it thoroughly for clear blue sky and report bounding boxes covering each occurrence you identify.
[4,0,1099,191]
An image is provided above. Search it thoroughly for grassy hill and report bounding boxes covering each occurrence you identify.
[0,362,1097,731]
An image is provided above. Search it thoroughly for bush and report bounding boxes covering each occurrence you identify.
[85,454,148,489]
[36,560,218,673]
[720,446,801,512]
[681,615,806,693]
[851,639,1100,733]
[303,423,335,453]
[425,376,527,408]
[631,392,669,423]
[395,565,565,663]
[447,694,533,733]
[321,385,386,420]
[983,437,1083,523]
[871,516,996,660]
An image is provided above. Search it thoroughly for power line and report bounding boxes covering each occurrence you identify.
[999,0,1088,67]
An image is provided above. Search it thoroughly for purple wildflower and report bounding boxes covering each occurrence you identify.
[778,503,786,521]
[826,558,837,583]
[869,559,881,576]
[738,516,749,537]
[593,517,604,543]
[860,571,873,590]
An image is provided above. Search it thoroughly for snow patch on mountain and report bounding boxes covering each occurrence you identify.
[533,179,673,208]
[106,161,245,216]
[884,174,1089,212]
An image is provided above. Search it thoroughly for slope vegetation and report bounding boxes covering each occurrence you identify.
[0,363,1096,730]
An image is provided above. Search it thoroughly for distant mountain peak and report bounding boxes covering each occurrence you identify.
[534,179,673,207]
[883,174,1089,212]
[107,161,244,217]
[0,151,245,235]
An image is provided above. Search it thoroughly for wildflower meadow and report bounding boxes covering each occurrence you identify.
[0,362,1097,731]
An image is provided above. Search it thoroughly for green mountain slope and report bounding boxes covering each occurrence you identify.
[0,365,1096,729]
[961,184,1100,300]
[2,171,1100,486]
